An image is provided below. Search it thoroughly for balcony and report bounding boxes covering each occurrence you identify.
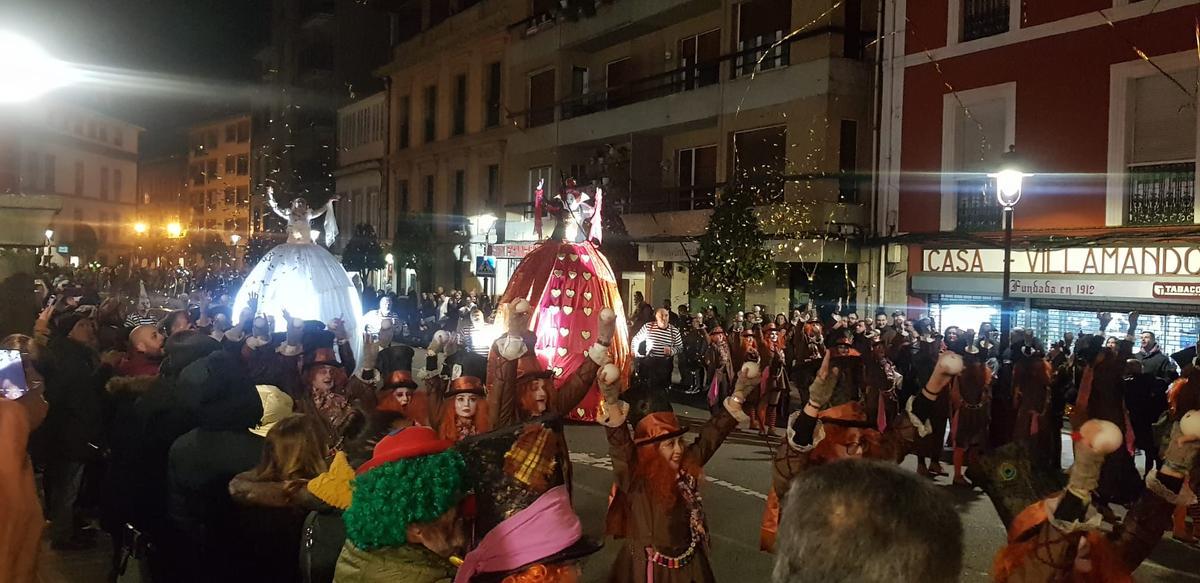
[510,0,721,61]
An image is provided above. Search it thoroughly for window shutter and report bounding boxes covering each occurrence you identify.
[1131,69,1197,165]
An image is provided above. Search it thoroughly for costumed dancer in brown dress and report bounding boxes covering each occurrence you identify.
[949,333,991,487]
[596,360,761,582]
[702,327,735,414]
[787,316,824,406]
[756,323,789,437]
[993,411,1200,582]
[759,345,964,551]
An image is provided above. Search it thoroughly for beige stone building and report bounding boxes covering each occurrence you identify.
[185,115,253,246]
[381,0,515,294]
[501,0,877,315]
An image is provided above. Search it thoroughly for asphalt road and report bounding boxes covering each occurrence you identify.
[560,400,1200,583]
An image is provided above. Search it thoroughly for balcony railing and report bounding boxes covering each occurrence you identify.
[955,177,1002,231]
[511,32,820,128]
[1126,162,1196,226]
[962,0,1010,42]
[623,171,869,215]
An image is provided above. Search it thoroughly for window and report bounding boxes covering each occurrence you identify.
[677,145,717,210]
[838,120,859,203]
[1126,68,1198,226]
[99,167,110,200]
[225,187,235,205]
[225,124,237,142]
[237,186,249,207]
[423,85,438,143]
[948,90,1009,231]
[24,152,40,191]
[487,164,499,204]
[605,58,633,109]
[453,74,467,136]
[237,154,249,175]
[424,175,435,212]
[225,219,235,231]
[206,130,218,149]
[962,0,1010,42]
[191,163,205,186]
[529,166,552,202]
[74,161,84,195]
[732,125,787,203]
[735,0,790,76]
[44,154,55,192]
[113,169,123,201]
[486,62,502,128]
[380,186,390,238]
[225,155,236,175]
[454,170,466,215]
[98,212,108,242]
[206,159,218,181]
[398,96,411,149]
[73,209,83,240]
[527,69,555,127]
[207,189,218,209]
[398,179,410,214]
[678,29,720,90]
[237,120,250,142]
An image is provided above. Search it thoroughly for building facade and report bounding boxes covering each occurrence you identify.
[186,116,253,247]
[0,99,141,264]
[335,91,393,289]
[135,154,189,265]
[501,0,877,316]
[381,0,515,295]
[880,0,1200,354]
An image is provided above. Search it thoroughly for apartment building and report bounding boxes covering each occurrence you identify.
[336,91,392,288]
[880,0,1200,353]
[0,99,141,263]
[186,116,253,245]
[501,0,877,314]
[381,0,514,293]
[136,154,189,262]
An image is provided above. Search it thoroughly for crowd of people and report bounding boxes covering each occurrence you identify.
[2,276,1199,583]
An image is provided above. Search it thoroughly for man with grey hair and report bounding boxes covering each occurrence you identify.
[772,459,963,583]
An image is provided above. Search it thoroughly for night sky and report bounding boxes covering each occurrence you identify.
[2,0,270,148]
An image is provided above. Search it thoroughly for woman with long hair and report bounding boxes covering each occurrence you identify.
[229,412,329,581]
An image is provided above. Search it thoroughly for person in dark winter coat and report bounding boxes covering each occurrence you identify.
[166,349,265,583]
[1123,359,1168,476]
[32,308,115,549]
[100,331,221,575]
[1136,331,1178,382]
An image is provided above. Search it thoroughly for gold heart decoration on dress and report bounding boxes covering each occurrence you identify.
[580,330,591,340]
[582,272,592,281]
[568,271,578,279]
[565,289,576,298]
[582,306,593,316]
[582,291,593,301]
[557,347,568,357]
[562,306,574,315]
[551,289,562,298]
[552,367,564,377]
[580,254,591,263]
[552,269,564,278]
[568,254,579,261]
[557,253,566,260]
[559,327,570,337]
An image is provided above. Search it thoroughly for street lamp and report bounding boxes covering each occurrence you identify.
[987,146,1032,354]
[133,222,148,235]
[0,32,78,103]
[230,233,241,246]
[44,229,54,242]
[166,222,183,238]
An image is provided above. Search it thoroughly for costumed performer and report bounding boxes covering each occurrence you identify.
[232,188,363,362]
[335,426,467,583]
[596,358,760,582]
[494,178,630,422]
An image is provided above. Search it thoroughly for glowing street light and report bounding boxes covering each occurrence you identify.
[44,229,54,241]
[166,222,183,238]
[230,233,241,246]
[0,32,78,103]
[133,222,148,235]
[988,146,1033,355]
[385,253,395,265]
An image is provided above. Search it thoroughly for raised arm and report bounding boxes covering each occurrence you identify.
[266,187,289,220]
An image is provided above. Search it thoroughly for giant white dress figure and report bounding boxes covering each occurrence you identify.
[233,189,363,361]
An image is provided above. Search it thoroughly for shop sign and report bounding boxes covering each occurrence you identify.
[924,246,1200,276]
[1006,278,1149,299]
[490,243,537,259]
[1152,282,1200,299]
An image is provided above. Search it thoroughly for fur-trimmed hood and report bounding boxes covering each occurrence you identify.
[106,375,157,396]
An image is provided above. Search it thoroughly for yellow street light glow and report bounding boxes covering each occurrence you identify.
[133,222,148,234]
[0,32,79,103]
[166,222,183,238]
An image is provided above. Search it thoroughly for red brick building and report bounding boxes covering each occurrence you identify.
[878,0,1200,353]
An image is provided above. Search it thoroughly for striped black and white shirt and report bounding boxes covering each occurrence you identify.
[460,324,491,357]
[632,322,683,358]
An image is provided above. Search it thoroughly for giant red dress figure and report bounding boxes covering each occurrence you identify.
[493,179,631,422]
